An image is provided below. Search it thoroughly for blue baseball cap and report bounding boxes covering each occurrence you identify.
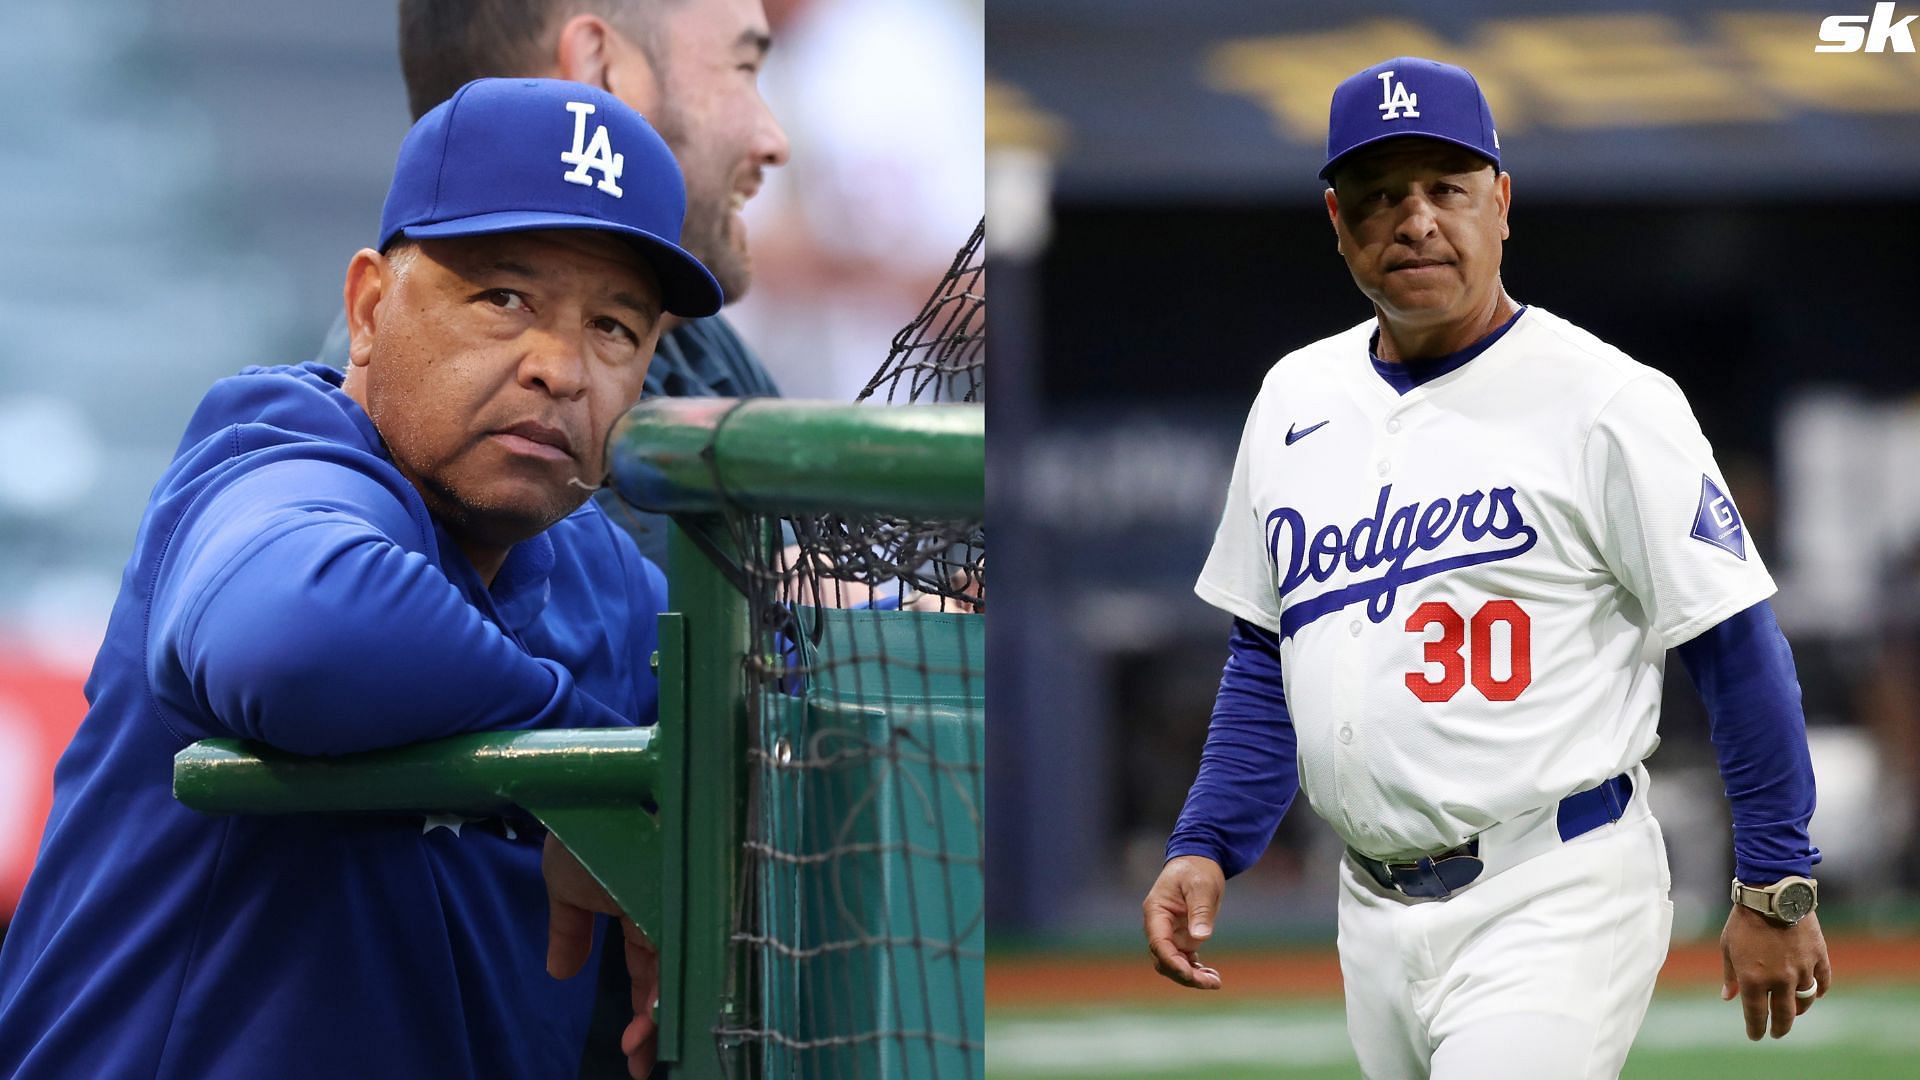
[1320,58,1499,183]
[378,77,723,318]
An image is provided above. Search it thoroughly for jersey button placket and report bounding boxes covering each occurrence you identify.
[1337,622,1364,750]
[1345,414,1403,786]
[1377,412,1403,475]
[1331,628,1364,834]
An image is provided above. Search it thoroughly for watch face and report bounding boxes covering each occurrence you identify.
[1778,882,1815,922]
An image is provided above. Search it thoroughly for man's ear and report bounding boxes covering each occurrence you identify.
[1494,170,1512,240]
[554,14,613,88]
[1324,187,1344,255]
[342,248,387,369]
[554,14,660,112]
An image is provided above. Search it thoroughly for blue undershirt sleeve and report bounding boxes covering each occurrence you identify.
[1165,617,1299,879]
[152,456,630,755]
[1673,599,1821,884]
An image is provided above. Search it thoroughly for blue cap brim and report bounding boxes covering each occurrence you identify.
[1320,133,1499,183]
[396,210,724,318]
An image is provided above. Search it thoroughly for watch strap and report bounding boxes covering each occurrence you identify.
[1731,876,1817,925]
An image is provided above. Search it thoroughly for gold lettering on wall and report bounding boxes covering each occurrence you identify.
[1718,13,1920,112]
[1204,11,1919,144]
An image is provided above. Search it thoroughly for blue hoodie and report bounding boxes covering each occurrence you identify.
[0,363,665,1079]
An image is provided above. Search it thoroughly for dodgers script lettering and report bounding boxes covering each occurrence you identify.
[1266,483,1539,639]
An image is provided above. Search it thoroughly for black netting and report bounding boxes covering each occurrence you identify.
[714,220,985,1079]
[858,218,985,409]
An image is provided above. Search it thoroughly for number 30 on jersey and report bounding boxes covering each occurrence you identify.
[1404,599,1532,703]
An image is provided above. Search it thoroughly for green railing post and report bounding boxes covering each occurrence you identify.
[654,610,690,1068]
[662,515,751,1078]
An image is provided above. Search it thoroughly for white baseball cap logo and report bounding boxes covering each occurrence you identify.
[1377,70,1420,121]
[560,100,625,197]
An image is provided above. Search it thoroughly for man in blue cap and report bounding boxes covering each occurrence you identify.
[317,0,794,571]
[1145,57,1830,1075]
[362,10,794,1072]
[0,78,705,1079]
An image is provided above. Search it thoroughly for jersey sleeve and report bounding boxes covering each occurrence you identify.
[149,453,631,755]
[1165,618,1299,878]
[1195,396,1284,634]
[1581,373,1776,649]
[1674,600,1820,883]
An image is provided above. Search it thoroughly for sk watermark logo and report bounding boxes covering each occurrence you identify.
[1817,2,1917,52]
[1377,70,1420,120]
[561,101,625,196]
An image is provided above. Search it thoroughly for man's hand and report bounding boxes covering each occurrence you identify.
[1143,855,1226,990]
[544,833,660,1079]
[1721,904,1831,1041]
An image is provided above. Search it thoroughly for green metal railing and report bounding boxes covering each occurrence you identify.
[171,397,984,1079]
[609,397,984,518]
[173,728,666,937]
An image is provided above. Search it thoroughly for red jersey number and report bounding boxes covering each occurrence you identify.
[1404,599,1532,703]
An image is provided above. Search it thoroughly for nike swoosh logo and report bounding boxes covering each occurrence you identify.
[1285,420,1329,446]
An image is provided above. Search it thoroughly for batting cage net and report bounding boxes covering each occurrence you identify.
[714,219,985,1079]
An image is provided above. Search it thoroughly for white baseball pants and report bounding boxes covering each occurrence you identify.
[1334,768,1674,1079]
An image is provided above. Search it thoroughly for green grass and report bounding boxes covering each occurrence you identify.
[986,986,1920,1079]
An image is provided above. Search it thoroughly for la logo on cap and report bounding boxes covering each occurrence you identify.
[1377,70,1420,121]
[561,100,625,197]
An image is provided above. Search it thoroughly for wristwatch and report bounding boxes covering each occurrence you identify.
[1731,876,1818,926]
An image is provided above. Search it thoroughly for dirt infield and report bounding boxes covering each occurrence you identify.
[987,935,1920,1008]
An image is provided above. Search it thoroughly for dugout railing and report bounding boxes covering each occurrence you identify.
[172,396,986,1080]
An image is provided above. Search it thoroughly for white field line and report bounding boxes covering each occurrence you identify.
[985,995,1920,1075]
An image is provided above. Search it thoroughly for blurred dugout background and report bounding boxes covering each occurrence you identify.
[0,0,981,939]
[986,2,1920,1076]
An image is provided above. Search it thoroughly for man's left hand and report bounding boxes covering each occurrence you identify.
[1720,905,1831,1041]
[544,833,660,1078]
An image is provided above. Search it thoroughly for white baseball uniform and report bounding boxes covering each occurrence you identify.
[1196,305,1775,1077]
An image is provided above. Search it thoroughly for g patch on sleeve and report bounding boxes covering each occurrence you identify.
[1690,475,1747,560]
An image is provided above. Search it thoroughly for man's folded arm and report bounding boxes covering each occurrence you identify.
[151,454,630,755]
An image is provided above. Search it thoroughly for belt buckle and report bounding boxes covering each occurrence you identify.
[1385,838,1484,899]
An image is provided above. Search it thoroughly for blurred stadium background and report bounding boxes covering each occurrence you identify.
[0,0,980,962]
[985,1,1920,1076]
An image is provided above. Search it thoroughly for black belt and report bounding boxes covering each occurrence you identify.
[1349,772,1635,900]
